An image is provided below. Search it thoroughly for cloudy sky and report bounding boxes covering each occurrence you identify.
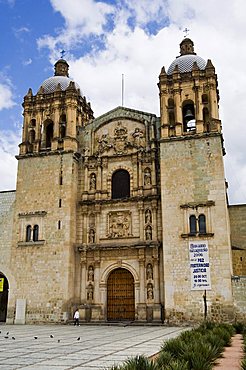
[0,0,245,204]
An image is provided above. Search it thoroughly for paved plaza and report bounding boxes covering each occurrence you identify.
[0,324,188,369]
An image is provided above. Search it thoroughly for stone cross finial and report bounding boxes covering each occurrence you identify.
[60,50,66,59]
[183,28,190,37]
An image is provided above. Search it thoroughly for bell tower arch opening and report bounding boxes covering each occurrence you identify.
[107,268,135,321]
[0,272,9,322]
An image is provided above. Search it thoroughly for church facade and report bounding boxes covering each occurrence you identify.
[0,38,246,324]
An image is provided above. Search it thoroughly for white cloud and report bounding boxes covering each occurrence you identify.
[0,130,20,191]
[0,83,15,110]
[23,58,32,66]
[38,0,114,54]
[35,0,246,204]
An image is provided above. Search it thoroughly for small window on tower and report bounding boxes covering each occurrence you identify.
[26,225,32,242]
[198,214,206,234]
[33,225,39,241]
[189,215,197,235]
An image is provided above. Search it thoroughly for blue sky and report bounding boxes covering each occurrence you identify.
[0,0,246,205]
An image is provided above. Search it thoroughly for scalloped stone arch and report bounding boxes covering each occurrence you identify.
[100,262,139,284]
[107,166,133,196]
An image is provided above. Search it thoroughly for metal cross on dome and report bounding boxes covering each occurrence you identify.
[60,50,66,59]
[183,28,190,37]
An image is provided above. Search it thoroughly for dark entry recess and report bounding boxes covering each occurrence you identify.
[0,273,9,322]
[107,268,135,321]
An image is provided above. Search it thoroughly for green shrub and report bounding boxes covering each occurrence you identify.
[211,327,232,347]
[233,321,245,334]
[161,338,187,359]
[111,355,158,370]
[241,358,246,370]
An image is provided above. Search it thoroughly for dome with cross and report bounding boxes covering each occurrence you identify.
[167,38,206,75]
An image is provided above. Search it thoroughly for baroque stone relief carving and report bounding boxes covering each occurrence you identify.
[108,211,132,238]
[95,121,146,156]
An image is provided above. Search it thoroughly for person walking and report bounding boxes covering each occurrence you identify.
[74,308,80,326]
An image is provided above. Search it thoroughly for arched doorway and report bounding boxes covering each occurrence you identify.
[107,268,135,321]
[0,273,9,322]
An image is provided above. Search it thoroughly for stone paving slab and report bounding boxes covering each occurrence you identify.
[0,324,188,369]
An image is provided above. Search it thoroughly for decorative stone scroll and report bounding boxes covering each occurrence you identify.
[108,211,132,238]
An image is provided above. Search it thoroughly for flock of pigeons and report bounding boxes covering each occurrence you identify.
[0,330,81,342]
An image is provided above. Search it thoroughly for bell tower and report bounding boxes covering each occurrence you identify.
[158,39,233,322]
[9,59,94,323]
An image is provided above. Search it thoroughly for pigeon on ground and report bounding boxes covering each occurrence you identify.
[6,332,9,335]
[58,339,60,343]
[50,334,54,338]
[12,337,15,340]
[77,337,80,341]
[34,336,38,339]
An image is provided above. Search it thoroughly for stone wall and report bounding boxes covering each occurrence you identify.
[229,205,246,249]
[232,249,246,276]
[0,191,15,275]
[232,276,246,322]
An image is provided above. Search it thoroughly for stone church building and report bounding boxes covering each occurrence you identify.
[0,38,246,324]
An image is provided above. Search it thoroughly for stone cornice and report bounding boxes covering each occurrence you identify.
[180,201,215,209]
[79,194,160,206]
[16,150,81,161]
[159,132,222,143]
[18,211,47,218]
[75,240,161,252]
[85,106,159,130]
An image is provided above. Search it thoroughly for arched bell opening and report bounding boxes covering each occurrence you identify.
[203,107,210,132]
[0,272,9,322]
[59,114,67,139]
[182,101,196,132]
[107,268,135,321]
[42,119,54,149]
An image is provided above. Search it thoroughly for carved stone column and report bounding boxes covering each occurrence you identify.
[153,247,160,303]
[151,200,157,240]
[138,249,145,303]
[138,201,144,240]
[80,253,87,302]
[96,158,102,200]
[82,206,88,244]
[93,259,100,304]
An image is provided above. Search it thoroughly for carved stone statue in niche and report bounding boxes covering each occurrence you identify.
[88,265,94,281]
[146,263,153,280]
[147,283,154,300]
[132,127,145,148]
[108,211,131,238]
[88,228,95,243]
[144,168,152,186]
[87,283,94,301]
[145,225,152,241]
[89,173,96,190]
[145,209,152,224]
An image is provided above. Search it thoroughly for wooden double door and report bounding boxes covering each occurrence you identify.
[107,268,135,321]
